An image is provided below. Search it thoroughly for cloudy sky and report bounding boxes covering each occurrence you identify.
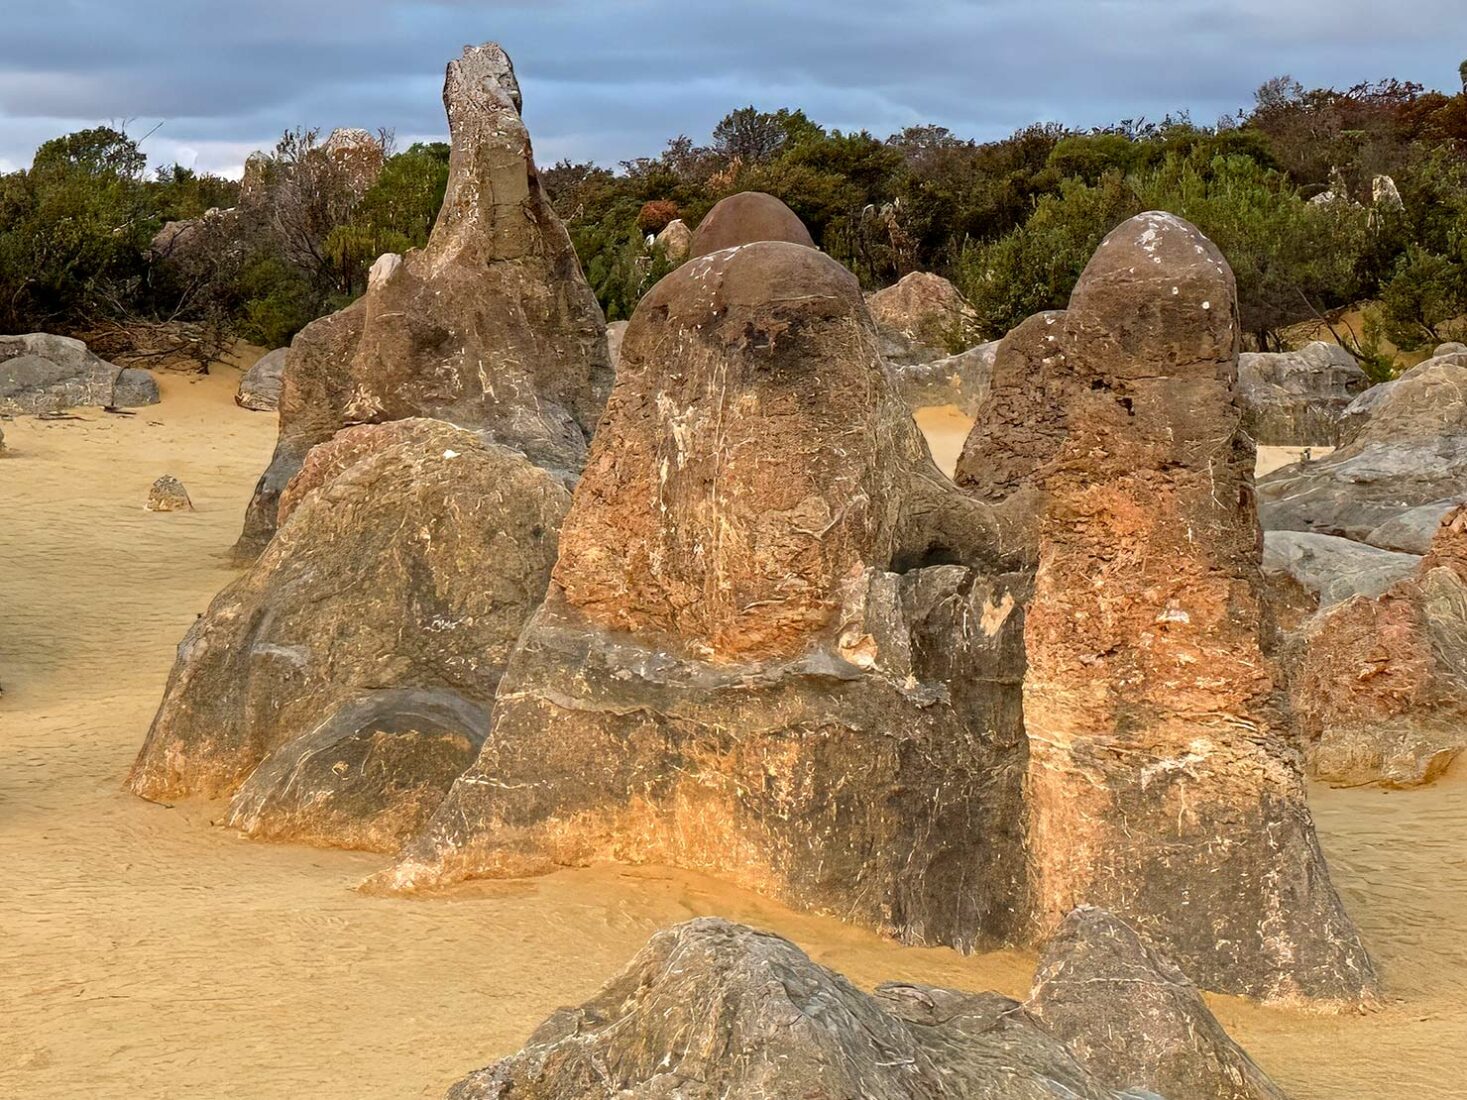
[1,0,1464,177]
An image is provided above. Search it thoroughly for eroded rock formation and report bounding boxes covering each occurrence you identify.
[867,270,982,365]
[235,348,286,411]
[1238,341,1369,445]
[688,190,816,258]
[145,476,193,513]
[1261,349,1467,544]
[129,419,570,851]
[1289,504,1467,787]
[0,334,158,415]
[233,43,609,559]
[962,212,1374,1004]
[381,239,1032,951]
[653,217,692,262]
[445,914,1286,1100]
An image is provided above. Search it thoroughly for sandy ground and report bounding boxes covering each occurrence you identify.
[1,378,1462,1098]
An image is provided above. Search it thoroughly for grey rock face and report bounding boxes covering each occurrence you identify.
[0,334,159,414]
[604,319,628,369]
[1237,341,1369,445]
[1027,908,1287,1100]
[1366,499,1464,554]
[145,475,193,513]
[235,348,287,412]
[233,42,609,560]
[892,340,998,415]
[129,420,571,850]
[1263,530,1421,609]
[1259,352,1467,543]
[225,688,489,853]
[445,914,1284,1100]
[1434,341,1467,357]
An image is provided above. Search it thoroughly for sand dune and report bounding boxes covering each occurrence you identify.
[1,374,1462,1098]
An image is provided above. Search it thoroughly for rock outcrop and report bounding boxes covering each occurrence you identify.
[0,334,158,415]
[688,191,816,258]
[1288,505,1467,788]
[1026,908,1287,1100]
[145,476,193,513]
[1237,341,1369,445]
[445,914,1286,1100]
[1260,349,1467,544]
[233,43,610,559]
[605,319,628,370]
[653,217,692,262]
[381,240,1032,952]
[891,339,998,415]
[868,271,982,364]
[128,420,571,852]
[1262,530,1421,609]
[984,212,1374,1004]
[235,348,286,411]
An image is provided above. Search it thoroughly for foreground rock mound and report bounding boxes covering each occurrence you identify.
[0,334,157,415]
[1260,349,1467,544]
[235,348,286,411]
[688,191,816,258]
[868,271,981,365]
[446,915,1285,1100]
[1289,505,1467,787]
[1238,341,1368,445]
[383,241,1031,949]
[129,420,570,850]
[977,213,1374,1004]
[234,42,609,559]
[1027,908,1286,1100]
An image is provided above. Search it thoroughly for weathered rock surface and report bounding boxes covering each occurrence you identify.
[1434,341,1466,357]
[653,217,692,262]
[233,43,609,559]
[953,309,1071,508]
[1289,505,1467,788]
[225,688,488,852]
[0,334,158,415]
[445,915,1285,1100]
[604,319,628,370]
[235,348,286,411]
[1261,351,1467,544]
[892,339,998,415]
[1366,498,1463,554]
[1262,530,1421,609]
[321,127,386,196]
[867,271,981,362]
[1237,341,1369,445]
[1013,212,1374,1004]
[129,420,571,851]
[145,475,193,512]
[382,241,1032,952]
[688,190,816,258]
[1027,907,1287,1100]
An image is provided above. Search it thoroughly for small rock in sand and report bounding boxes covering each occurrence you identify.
[146,476,193,512]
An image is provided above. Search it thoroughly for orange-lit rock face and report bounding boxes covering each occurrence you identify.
[1019,212,1376,1005]
[554,240,913,661]
[1291,504,1467,788]
[688,191,817,258]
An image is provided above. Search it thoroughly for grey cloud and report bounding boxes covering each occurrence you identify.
[1,0,1463,175]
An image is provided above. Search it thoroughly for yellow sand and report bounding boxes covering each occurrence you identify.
[1,376,1462,1098]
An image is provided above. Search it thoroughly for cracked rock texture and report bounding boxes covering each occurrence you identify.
[444,914,1286,1100]
[1237,341,1368,446]
[233,42,609,559]
[1008,212,1375,1005]
[128,419,570,851]
[381,240,1034,950]
[1289,504,1467,788]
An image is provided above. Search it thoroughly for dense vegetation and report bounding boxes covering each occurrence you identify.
[2,65,1464,371]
